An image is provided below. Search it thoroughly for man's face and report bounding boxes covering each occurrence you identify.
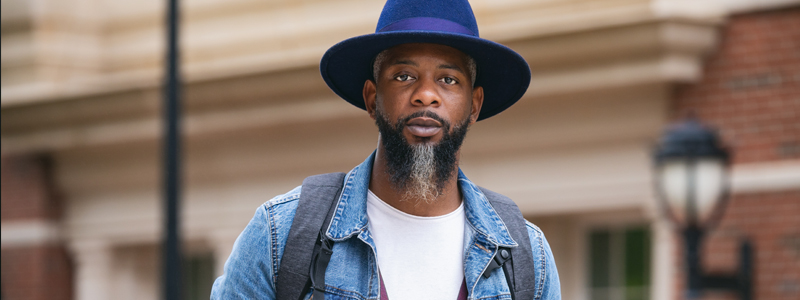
[363,43,484,202]
[365,43,483,145]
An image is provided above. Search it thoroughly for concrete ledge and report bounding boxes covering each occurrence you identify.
[0,220,62,247]
[731,160,800,193]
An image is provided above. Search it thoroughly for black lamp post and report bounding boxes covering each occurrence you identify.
[653,117,753,300]
[162,0,182,300]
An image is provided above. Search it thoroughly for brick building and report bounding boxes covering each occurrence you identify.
[671,7,800,300]
[1,1,798,300]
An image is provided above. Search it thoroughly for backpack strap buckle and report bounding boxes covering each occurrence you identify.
[482,247,512,278]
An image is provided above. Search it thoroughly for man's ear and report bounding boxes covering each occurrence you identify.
[363,79,378,120]
[469,86,484,124]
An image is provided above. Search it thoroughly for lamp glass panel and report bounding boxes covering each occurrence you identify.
[658,160,689,225]
[693,159,726,224]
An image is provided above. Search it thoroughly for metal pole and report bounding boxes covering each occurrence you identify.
[739,240,753,300]
[684,226,703,300]
[162,0,182,299]
[684,156,702,300]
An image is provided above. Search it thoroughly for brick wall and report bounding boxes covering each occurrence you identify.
[673,7,800,165]
[672,6,800,300]
[704,191,800,300]
[1,156,61,221]
[1,246,73,300]
[1,155,72,300]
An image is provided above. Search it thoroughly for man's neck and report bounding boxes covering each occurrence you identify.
[369,147,463,217]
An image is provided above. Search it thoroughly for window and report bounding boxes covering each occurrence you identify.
[182,253,215,300]
[589,227,651,300]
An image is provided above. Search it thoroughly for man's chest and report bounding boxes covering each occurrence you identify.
[304,230,512,300]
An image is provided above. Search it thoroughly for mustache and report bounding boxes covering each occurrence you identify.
[375,108,471,204]
[396,111,451,130]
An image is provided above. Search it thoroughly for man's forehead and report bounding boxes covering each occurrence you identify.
[381,43,471,66]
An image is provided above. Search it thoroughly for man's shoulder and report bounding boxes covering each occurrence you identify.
[524,220,545,241]
[473,184,547,246]
[259,185,303,218]
[474,185,549,249]
[260,171,347,216]
[475,185,515,206]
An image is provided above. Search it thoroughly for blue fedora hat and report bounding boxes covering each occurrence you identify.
[320,0,531,121]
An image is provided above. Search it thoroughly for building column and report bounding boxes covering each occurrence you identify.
[651,219,675,300]
[1,155,72,300]
[71,240,113,300]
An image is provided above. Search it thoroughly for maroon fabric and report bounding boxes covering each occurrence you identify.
[379,274,389,300]
[379,273,468,300]
[456,279,468,300]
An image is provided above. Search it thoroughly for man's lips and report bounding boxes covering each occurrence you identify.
[406,117,443,137]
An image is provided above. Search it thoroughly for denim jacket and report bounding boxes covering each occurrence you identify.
[211,152,561,300]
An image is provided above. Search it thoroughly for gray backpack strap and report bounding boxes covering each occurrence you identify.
[480,187,537,300]
[276,172,347,300]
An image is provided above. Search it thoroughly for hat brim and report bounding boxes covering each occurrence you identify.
[320,31,531,121]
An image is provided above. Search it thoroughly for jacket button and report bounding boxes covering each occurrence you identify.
[500,249,510,259]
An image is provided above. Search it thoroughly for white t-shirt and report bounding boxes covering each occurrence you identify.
[366,190,466,300]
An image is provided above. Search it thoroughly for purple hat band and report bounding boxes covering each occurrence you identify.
[377,17,476,36]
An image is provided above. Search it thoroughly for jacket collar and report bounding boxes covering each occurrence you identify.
[325,151,518,248]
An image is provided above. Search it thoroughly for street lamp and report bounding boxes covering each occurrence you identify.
[653,117,753,300]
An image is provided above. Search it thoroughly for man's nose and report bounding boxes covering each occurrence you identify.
[411,78,441,107]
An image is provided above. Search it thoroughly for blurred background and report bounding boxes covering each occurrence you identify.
[1,0,798,300]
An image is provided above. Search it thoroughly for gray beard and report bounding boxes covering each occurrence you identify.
[374,109,471,205]
[405,144,438,204]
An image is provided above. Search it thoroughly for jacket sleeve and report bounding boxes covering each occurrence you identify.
[211,205,277,300]
[527,222,561,300]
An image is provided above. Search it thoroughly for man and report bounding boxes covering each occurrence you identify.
[211,0,560,299]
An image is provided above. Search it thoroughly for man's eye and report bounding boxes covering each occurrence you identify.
[395,74,412,81]
[440,77,457,85]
